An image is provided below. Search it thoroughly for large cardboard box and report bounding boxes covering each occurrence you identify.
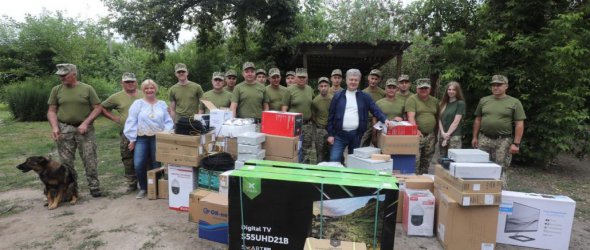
[262,134,300,159]
[448,149,490,163]
[168,164,199,212]
[346,154,392,172]
[496,191,576,250]
[196,192,229,244]
[303,238,367,250]
[449,162,502,179]
[394,175,435,222]
[157,179,168,199]
[201,100,233,135]
[378,134,419,155]
[353,147,381,159]
[437,192,498,250]
[237,132,265,145]
[156,131,214,147]
[386,121,417,135]
[392,154,416,174]
[156,131,214,166]
[147,167,166,200]
[434,176,501,206]
[244,159,392,177]
[218,123,257,138]
[189,189,216,223]
[261,111,303,137]
[228,164,399,249]
[435,165,502,193]
[402,189,435,236]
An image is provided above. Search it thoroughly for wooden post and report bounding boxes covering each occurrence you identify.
[396,52,403,79]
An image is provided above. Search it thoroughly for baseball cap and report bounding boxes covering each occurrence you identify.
[55,63,77,75]
[369,69,382,78]
[491,74,508,84]
[268,68,280,77]
[398,74,410,82]
[122,72,136,82]
[212,72,224,80]
[296,68,308,77]
[331,69,342,76]
[242,62,255,71]
[385,78,398,87]
[225,70,237,77]
[175,63,188,73]
[286,71,296,77]
[318,77,330,84]
[255,69,267,76]
[416,78,431,88]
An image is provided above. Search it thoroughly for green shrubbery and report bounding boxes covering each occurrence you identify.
[3,77,57,121]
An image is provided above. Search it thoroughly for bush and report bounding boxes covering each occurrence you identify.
[3,77,58,121]
[84,77,119,102]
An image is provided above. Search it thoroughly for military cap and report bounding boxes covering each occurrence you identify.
[225,70,237,77]
[331,69,342,76]
[491,74,508,84]
[385,78,398,86]
[286,71,296,77]
[398,74,410,82]
[318,77,330,84]
[212,72,224,80]
[255,69,267,76]
[296,68,308,77]
[369,69,382,78]
[175,63,188,73]
[55,63,77,75]
[268,68,280,77]
[416,78,431,88]
[122,72,136,82]
[242,62,255,71]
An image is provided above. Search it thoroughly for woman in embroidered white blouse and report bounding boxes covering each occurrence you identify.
[124,79,173,198]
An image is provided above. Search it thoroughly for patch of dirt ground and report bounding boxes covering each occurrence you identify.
[1,155,589,249]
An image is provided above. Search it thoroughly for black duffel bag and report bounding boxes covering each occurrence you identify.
[199,142,235,172]
[175,117,208,135]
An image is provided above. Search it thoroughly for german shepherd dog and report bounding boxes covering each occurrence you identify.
[16,156,78,209]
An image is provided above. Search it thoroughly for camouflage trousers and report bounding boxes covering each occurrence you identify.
[313,125,331,163]
[416,133,436,175]
[119,131,137,188]
[360,122,373,147]
[56,123,100,191]
[300,123,314,164]
[438,135,462,158]
[478,134,512,188]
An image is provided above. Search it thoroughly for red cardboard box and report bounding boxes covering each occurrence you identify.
[261,111,302,137]
[387,121,418,135]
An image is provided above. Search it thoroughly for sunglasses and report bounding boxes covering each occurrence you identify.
[176,70,187,74]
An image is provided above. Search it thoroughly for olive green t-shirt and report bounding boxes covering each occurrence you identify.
[312,94,333,127]
[328,86,343,96]
[199,89,232,114]
[168,81,204,119]
[224,86,234,93]
[440,100,466,136]
[231,81,266,119]
[48,82,101,124]
[282,85,314,121]
[264,85,288,111]
[475,95,526,137]
[363,86,386,119]
[101,90,143,126]
[376,97,405,120]
[405,94,439,134]
[395,92,413,104]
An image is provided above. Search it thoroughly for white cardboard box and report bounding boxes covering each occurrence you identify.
[218,123,256,138]
[234,160,245,169]
[237,149,266,162]
[450,162,502,179]
[218,170,233,196]
[167,164,198,212]
[496,191,576,250]
[237,132,266,145]
[346,154,392,172]
[237,143,262,154]
[448,149,490,163]
[402,189,435,236]
[353,147,381,159]
[201,100,233,135]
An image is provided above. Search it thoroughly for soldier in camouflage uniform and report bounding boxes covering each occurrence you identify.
[361,69,386,147]
[282,68,314,163]
[285,71,296,86]
[406,78,439,175]
[101,72,143,192]
[256,68,267,85]
[199,72,232,114]
[47,64,103,197]
[263,68,288,111]
[312,77,333,163]
[224,70,238,93]
[328,69,343,95]
[472,75,526,188]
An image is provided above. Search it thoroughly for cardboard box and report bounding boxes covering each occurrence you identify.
[394,175,434,222]
[346,154,392,172]
[378,134,419,155]
[218,123,257,138]
[448,149,490,163]
[168,164,199,212]
[261,111,303,137]
[219,137,238,156]
[353,147,381,159]
[201,100,233,135]
[264,155,298,162]
[371,154,391,161]
[386,121,418,135]
[197,192,229,244]
[157,179,168,199]
[435,164,502,193]
[237,143,262,154]
[234,160,245,169]
[147,167,166,200]
[218,170,233,196]
[237,132,265,146]
[450,162,502,179]
[303,238,367,250]
[245,159,392,177]
[392,154,416,174]
[198,168,222,191]
[156,131,214,147]
[434,176,501,206]
[156,131,214,166]
[437,192,498,250]
[228,164,399,249]
[496,191,576,250]
[237,149,266,162]
[402,189,435,236]
[262,134,300,159]
[189,189,216,223]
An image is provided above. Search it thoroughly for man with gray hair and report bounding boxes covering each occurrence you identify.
[327,69,392,163]
[47,63,103,197]
[101,72,143,192]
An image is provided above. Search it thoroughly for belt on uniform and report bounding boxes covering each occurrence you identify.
[59,121,82,127]
[482,133,511,139]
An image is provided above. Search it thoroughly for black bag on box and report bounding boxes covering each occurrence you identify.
[199,142,235,172]
[175,117,207,135]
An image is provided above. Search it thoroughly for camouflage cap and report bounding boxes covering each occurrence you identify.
[212,71,224,80]
[286,71,296,77]
[55,63,77,75]
[122,72,136,82]
[242,62,255,71]
[369,69,382,78]
[416,78,431,88]
[385,78,398,86]
[491,74,508,84]
[175,63,188,72]
[255,68,267,76]
[268,68,280,77]
[318,77,330,85]
[398,74,410,82]
[225,69,237,77]
[331,69,342,76]
[296,68,308,77]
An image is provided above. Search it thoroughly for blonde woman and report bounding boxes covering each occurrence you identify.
[124,79,174,199]
[438,81,466,157]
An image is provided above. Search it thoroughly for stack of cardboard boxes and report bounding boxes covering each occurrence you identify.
[346,146,393,172]
[236,132,266,167]
[260,111,302,163]
[377,122,419,174]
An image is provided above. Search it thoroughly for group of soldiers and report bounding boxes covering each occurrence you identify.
[47,61,524,195]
